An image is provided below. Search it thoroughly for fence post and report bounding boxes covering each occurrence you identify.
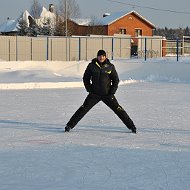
[79,37,81,61]
[112,37,114,60]
[144,37,147,61]
[31,38,33,61]
[16,36,18,61]
[51,39,53,61]
[182,36,184,56]
[102,36,104,49]
[9,39,11,61]
[69,37,70,61]
[66,37,68,61]
[176,38,179,62]
[86,37,88,61]
[46,37,49,61]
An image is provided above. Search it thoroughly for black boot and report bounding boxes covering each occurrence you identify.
[65,125,71,132]
[131,127,137,134]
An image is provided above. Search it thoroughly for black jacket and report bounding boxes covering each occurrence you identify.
[83,58,119,96]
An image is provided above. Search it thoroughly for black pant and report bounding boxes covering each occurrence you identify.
[67,93,135,130]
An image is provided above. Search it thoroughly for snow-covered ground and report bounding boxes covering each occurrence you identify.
[0,57,189,190]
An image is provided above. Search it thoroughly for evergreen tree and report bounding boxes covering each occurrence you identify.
[18,19,28,36]
[27,22,41,36]
[41,18,54,36]
[184,27,190,36]
[154,27,190,40]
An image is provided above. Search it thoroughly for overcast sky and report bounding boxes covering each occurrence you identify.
[0,0,190,28]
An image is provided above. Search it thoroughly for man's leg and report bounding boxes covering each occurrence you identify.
[102,95,136,132]
[66,93,101,131]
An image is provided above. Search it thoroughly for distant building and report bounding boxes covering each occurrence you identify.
[0,4,56,35]
[35,6,56,28]
[0,18,18,35]
[99,10,155,37]
[70,10,155,38]
[0,8,155,39]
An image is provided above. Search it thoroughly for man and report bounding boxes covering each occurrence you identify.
[65,49,136,133]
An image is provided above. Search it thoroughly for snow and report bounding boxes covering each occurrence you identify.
[71,18,91,26]
[0,6,56,33]
[35,7,56,27]
[20,10,34,27]
[0,19,18,33]
[100,10,155,28]
[0,57,190,190]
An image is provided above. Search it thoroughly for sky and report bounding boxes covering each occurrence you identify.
[0,0,190,28]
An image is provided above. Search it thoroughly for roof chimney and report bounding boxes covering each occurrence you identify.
[103,13,110,17]
[49,4,54,13]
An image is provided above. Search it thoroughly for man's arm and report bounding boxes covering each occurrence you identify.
[109,65,119,95]
[83,64,93,93]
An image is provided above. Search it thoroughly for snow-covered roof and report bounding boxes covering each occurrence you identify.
[100,10,155,28]
[20,10,34,27]
[0,19,18,33]
[35,6,56,27]
[40,7,55,20]
[0,5,56,33]
[70,18,91,26]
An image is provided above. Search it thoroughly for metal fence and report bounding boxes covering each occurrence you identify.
[137,36,190,61]
[137,36,163,59]
[0,35,132,61]
[164,40,182,56]
[182,36,190,55]
[162,36,190,57]
[0,35,168,61]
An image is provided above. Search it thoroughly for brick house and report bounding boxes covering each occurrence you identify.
[70,10,156,55]
[68,19,107,36]
[99,10,155,37]
[71,10,155,37]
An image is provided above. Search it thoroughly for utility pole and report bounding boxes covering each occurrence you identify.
[65,0,68,36]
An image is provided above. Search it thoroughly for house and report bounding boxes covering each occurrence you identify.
[70,10,155,38]
[99,10,155,37]
[0,18,18,35]
[35,6,56,28]
[1,7,155,39]
[20,10,35,27]
[68,10,156,55]
[0,4,56,35]
[68,18,107,36]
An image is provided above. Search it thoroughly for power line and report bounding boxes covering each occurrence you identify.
[106,0,190,15]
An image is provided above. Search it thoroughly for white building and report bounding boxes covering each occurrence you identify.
[0,4,56,34]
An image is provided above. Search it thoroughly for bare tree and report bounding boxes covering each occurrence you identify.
[55,0,81,36]
[89,16,102,26]
[58,0,80,19]
[85,16,107,36]
[54,11,65,36]
[30,0,42,19]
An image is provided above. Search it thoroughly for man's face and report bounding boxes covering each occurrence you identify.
[97,55,106,63]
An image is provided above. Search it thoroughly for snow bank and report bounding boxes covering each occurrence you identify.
[0,57,190,89]
[115,61,190,83]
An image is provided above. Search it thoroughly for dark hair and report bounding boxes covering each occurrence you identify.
[97,50,106,57]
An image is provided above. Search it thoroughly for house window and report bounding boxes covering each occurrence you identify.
[119,28,126,34]
[135,29,142,36]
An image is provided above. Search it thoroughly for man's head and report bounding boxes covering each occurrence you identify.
[97,50,106,63]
